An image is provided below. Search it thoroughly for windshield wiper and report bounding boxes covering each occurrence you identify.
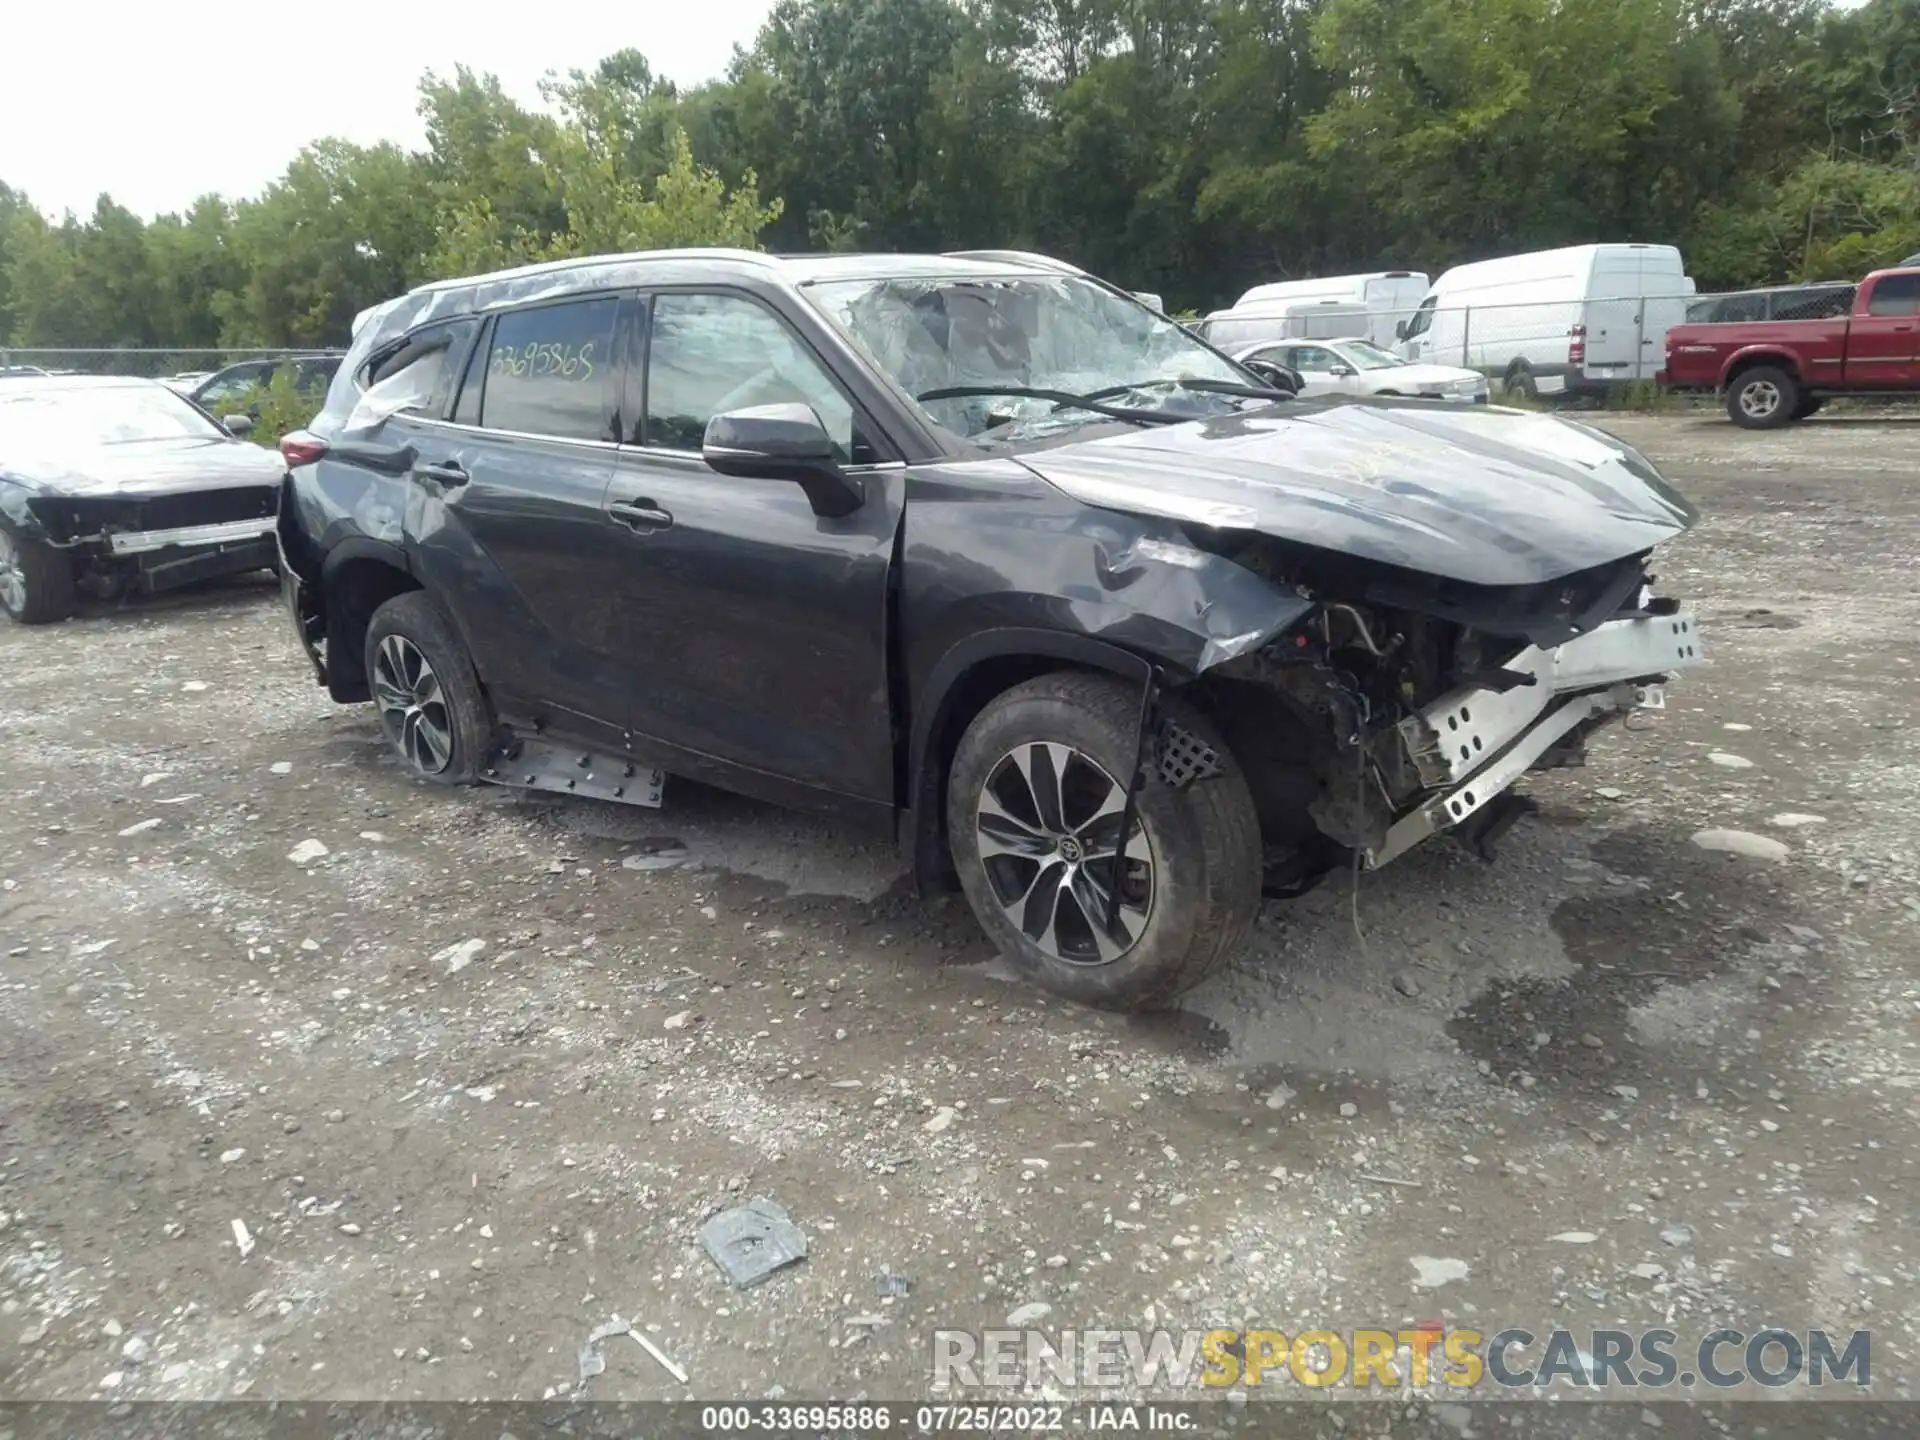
[913,385,1184,426]
[1077,376,1292,402]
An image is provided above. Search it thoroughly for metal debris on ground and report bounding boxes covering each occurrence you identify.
[699,1198,808,1289]
[576,1317,630,1388]
[873,1273,914,1297]
[230,1218,255,1259]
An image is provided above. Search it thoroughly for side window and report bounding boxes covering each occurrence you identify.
[1403,296,1437,339]
[1866,274,1920,317]
[343,320,474,433]
[451,320,491,427]
[199,362,270,405]
[1292,345,1337,372]
[482,298,618,441]
[645,292,862,461]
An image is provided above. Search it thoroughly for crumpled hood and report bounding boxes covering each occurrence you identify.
[3,436,285,498]
[1014,400,1697,587]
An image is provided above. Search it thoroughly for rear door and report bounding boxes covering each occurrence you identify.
[404,293,632,746]
[1582,253,1644,379]
[1842,274,1920,388]
[599,287,903,807]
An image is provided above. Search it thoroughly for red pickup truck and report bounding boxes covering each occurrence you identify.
[1661,266,1920,428]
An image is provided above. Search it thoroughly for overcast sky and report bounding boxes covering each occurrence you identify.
[0,1,777,219]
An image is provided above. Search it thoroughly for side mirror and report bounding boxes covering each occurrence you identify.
[223,413,255,438]
[1394,321,1408,341]
[1329,364,1357,378]
[702,403,863,519]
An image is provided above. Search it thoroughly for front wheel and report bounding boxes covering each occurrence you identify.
[0,526,76,625]
[1727,366,1798,429]
[946,673,1262,1010]
[364,591,492,784]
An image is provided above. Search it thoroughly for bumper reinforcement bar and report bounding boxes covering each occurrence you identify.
[105,518,276,557]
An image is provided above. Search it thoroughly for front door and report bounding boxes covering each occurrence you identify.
[406,293,631,746]
[601,289,903,807]
[1843,273,1920,389]
[1258,343,1350,398]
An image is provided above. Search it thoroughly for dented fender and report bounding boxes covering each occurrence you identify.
[897,457,1312,887]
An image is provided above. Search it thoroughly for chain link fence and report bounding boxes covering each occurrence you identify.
[0,347,346,385]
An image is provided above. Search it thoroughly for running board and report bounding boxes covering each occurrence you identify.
[480,735,666,807]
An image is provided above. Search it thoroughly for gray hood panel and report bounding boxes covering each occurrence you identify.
[1013,400,1697,587]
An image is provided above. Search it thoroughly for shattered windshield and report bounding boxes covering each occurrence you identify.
[804,273,1252,443]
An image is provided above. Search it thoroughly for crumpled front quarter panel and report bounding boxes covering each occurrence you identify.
[899,457,1313,696]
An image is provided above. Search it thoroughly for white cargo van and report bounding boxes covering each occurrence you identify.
[1395,244,1694,396]
[1197,299,1372,350]
[1235,271,1429,349]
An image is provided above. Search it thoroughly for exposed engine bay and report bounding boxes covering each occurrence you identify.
[1176,531,1701,889]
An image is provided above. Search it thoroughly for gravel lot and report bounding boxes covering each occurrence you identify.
[1,414,1915,1423]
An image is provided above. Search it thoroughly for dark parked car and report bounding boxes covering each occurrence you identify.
[190,354,341,415]
[0,376,283,622]
[277,250,1704,1008]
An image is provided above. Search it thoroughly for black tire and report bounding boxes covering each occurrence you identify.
[1791,395,1824,421]
[946,672,1262,1010]
[0,526,77,625]
[1727,366,1798,429]
[1503,361,1538,401]
[363,591,492,784]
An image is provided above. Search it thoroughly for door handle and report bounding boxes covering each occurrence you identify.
[608,499,674,532]
[414,461,469,487]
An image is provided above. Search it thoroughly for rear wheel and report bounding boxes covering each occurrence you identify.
[946,672,1262,1010]
[1727,366,1798,429]
[1503,361,1538,401]
[0,527,77,625]
[363,592,492,784]
[1791,394,1824,421]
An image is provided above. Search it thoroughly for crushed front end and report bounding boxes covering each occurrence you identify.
[1190,541,1702,878]
[24,486,279,596]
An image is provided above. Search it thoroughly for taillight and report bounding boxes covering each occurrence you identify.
[279,430,328,467]
[1569,324,1587,367]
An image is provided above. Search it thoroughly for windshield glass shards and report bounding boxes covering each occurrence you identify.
[805,273,1256,443]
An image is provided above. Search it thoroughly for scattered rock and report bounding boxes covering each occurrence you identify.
[1392,972,1420,998]
[269,762,293,776]
[1659,1225,1694,1248]
[103,1319,124,1338]
[1044,1254,1068,1269]
[116,819,163,838]
[663,1010,696,1031]
[325,1108,345,1124]
[1410,1256,1470,1289]
[1338,1102,1358,1118]
[122,1336,150,1365]
[338,1222,363,1236]
[1595,787,1625,801]
[1689,829,1790,862]
[1006,1302,1052,1326]
[433,938,487,974]
[1550,1232,1598,1244]
[1630,1263,1666,1281]
[1263,1084,1295,1110]
[287,839,329,866]
[219,1147,246,1165]
[1707,752,1754,769]
[922,1107,958,1135]
[1768,813,1826,829]
[181,681,209,693]
[1580,1033,1605,1050]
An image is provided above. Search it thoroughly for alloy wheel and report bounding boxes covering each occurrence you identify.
[974,741,1154,966]
[0,531,25,616]
[1739,380,1780,421]
[372,634,454,775]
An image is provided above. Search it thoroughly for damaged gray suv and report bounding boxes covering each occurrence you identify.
[276,249,1703,1009]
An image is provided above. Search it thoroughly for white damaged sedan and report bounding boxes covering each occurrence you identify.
[1235,336,1489,404]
